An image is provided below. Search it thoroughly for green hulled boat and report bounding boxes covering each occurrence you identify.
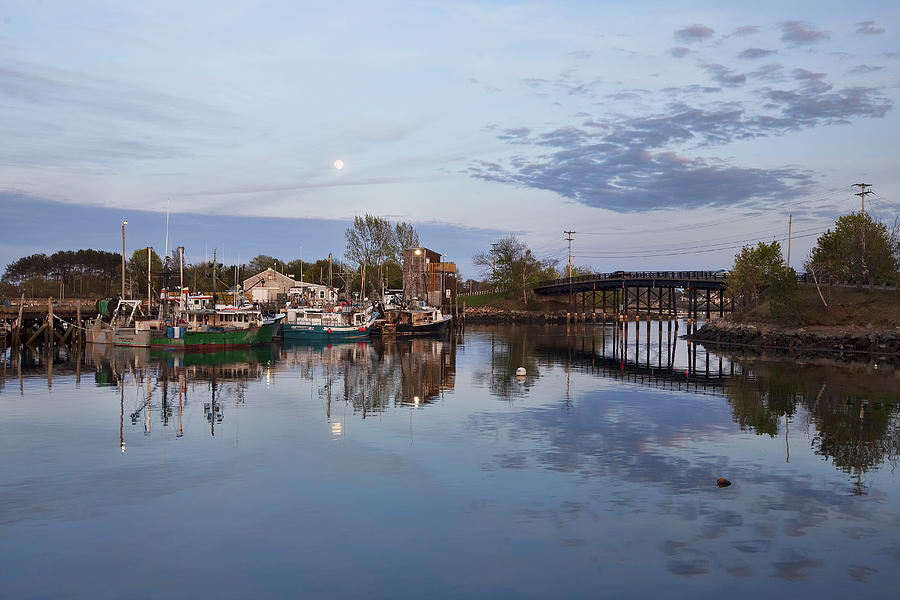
[151,294,282,351]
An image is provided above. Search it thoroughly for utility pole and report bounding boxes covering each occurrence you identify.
[786,214,792,268]
[853,183,871,216]
[853,183,872,285]
[564,230,575,311]
[564,231,575,279]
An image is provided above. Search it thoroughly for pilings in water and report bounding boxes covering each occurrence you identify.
[1,297,89,353]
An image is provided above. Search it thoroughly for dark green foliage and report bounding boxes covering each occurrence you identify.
[727,241,787,307]
[807,212,899,286]
[2,249,122,297]
[770,266,804,324]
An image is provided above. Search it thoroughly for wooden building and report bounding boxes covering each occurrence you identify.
[402,247,457,312]
[242,268,297,303]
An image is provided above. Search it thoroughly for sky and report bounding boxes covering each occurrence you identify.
[1,0,898,279]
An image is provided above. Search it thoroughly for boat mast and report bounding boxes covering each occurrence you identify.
[179,246,185,309]
[212,248,217,305]
[147,246,152,316]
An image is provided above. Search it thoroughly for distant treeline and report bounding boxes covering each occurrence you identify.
[2,249,122,298]
[0,248,405,300]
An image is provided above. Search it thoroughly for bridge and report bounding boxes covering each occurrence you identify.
[533,270,732,320]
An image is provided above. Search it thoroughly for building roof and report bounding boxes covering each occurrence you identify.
[242,268,297,289]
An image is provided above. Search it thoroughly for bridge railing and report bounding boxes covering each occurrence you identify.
[535,270,730,289]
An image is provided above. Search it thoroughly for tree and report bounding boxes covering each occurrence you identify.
[345,215,419,298]
[806,212,899,286]
[345,215,381,298]
[473,235,558,305]
[127,248,163,301]
[727,241,788,307]
[247,254,279,275]
[393,222,419,262]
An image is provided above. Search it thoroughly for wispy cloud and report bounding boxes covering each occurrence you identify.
[848,64,884,75]
[702,64,747,87]
[469,63,890,213]
[730,26,760,37]
[780,21,830,45]
[669,47,691,58]
[855,21,884,36]
[737,48,776,60]
[674,24,715,44]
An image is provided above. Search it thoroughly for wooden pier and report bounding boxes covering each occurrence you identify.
[1,296,90,351]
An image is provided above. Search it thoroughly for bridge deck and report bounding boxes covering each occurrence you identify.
[534,271,729,295]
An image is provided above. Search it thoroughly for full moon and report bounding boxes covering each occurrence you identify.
[333,159,344,170]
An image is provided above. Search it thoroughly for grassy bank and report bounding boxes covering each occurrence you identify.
[732,285,900,329]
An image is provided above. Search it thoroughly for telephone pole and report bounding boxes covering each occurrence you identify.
[564,230,575,310]
[853,183,872,285]
[853,183,871,216]
[786,214,792,268]
[564,231,575,279]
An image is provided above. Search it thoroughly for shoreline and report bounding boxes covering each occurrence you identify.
[459,305,900,363]
[687,316,900,361]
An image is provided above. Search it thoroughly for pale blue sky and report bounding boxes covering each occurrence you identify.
[1,1,898,277]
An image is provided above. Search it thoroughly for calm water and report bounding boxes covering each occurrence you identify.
[2,322,899,599]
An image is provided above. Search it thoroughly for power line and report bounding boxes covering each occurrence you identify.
[570,225,826,257]
[573,230,824,259]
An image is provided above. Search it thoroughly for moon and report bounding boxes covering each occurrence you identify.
[333,159,344,170]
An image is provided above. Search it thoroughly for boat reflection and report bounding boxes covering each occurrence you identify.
[280,335,456,420]
[7,324,896,487]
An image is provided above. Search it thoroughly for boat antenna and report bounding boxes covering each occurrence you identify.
[164,198,170,263]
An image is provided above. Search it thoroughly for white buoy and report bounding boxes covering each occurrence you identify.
[516,367,526,376]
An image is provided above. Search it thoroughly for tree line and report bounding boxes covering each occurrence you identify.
[1,215,423,301]
[1,249,122,299]
[728,211,899,322]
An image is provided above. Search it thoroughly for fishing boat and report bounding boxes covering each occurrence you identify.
[282,305,378,340]
[85,298,161,348]
[373,300,452,335]
[151,293,282,350]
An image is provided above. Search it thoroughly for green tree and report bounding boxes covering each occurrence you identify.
[246,254,279,275]
[473,235,558,305]
[727,241,788,307]
[127,248,163,301]
[807,212,899,286]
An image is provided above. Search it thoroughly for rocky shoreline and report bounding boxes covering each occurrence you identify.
[460,306,900,362]
[688,317,900,359]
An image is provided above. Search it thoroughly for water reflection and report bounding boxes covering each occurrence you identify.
[2,324,897,483]
[719,353,900,492]
[282,336,456,420]
[2,323,899,595]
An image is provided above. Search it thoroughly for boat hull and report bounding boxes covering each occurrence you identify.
[375,315,453,336]
[282,322,372,340]
[85,325,152,348]
[150,319,281,350]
